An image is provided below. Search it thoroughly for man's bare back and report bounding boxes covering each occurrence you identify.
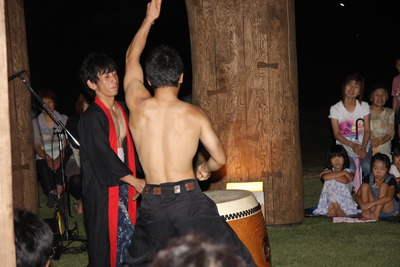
[129,89,223,184]
[124,0,226,185]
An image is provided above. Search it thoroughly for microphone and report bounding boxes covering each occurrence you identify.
[8,70,27,81]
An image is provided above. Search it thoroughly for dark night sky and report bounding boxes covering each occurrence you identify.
[23,0,400,116]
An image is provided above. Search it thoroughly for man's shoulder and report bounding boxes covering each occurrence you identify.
[79,104,106,124]
[180,101,204,112]
[179,102,210,121]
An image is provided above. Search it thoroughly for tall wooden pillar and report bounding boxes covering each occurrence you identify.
[0,0,16,264]
[6,0,37,213]
[185,0,303,225]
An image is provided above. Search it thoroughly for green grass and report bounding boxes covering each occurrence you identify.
[268,179,400,267]
[38,191,88,267]
[40,178,400,267]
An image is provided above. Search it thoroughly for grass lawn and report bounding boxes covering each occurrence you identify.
[40,177,400,267]
[268,179,400,267]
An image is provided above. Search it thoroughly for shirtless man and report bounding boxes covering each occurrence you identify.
[122,1,256,266]
[78,53,145,267]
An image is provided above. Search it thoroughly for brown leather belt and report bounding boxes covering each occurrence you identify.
[144,181,196,196]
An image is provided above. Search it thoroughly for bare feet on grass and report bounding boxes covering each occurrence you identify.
[326,206,336,217]
[336,209,346,217]
[362,210,378,220]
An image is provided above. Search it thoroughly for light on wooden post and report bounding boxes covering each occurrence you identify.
[226,182,265,219]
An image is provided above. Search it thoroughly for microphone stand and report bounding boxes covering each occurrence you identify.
[14,75,86,254]
[16,75,80,148]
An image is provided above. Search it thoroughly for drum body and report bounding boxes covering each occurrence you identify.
[204,190,271,267]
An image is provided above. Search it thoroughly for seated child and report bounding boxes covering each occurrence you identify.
[389,144,400,199]
[313,144,357,217]
[356,153,400,220]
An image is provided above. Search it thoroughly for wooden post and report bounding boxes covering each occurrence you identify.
[6,0,38,213]
[0,0,16,264]
[185,0,303,225]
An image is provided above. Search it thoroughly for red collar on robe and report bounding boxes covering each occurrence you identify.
[94,97,137,267]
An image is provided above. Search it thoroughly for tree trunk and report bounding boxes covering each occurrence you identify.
[185,0,303,226]
[6,0,38,213]
[0,0,16,264]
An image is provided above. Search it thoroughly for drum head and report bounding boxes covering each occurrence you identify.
[204,190,259,219]
[204,189,250,203]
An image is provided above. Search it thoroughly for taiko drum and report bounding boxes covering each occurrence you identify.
[204,190,271,267]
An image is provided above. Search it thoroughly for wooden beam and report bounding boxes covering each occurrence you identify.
[6,0,37,213]
[185,0,303,226]
[0,0,16,264]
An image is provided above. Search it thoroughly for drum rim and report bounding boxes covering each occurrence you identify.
[220,203,262,221]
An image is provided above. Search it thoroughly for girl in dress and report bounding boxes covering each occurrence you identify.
[313,145,357,217]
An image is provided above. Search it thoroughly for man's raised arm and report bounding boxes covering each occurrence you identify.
[124,0,162,105]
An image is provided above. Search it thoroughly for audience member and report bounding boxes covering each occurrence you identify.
[369,84,394,158]
[356,153,400,220]
[313,144,357,217]
[389,144,400,199]
[32,89,68,209]
[150,232,247,267]
[390,56,400,140]
[65,93,91,214]
[14,209,53,267]
[329,73,371,192]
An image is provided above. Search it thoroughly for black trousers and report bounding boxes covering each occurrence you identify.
[36,159,63,195]
[68,174,82,200]
[122,179,256,267]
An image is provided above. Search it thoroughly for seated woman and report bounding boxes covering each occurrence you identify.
[356,153,400,220]
[32,89,68,208]
[369,84,394,159]
[329,73,372,193]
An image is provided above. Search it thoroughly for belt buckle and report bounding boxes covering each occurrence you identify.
[174,185,181,194]
[153,187,162,195]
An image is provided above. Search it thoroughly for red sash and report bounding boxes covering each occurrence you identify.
[94,97,137,267]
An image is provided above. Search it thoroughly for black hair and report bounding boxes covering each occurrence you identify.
[370,153,391,171]
[145,45,184,89]
[393,143,400,158]
[14,209,53,267]
[369,83,389,101]
[37,89,57,105]
[150,232,246,267]
[326,144,350,170]
[341,73,365,104]
[79,52,118,97]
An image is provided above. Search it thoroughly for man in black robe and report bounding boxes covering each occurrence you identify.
[78,53,145,267]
